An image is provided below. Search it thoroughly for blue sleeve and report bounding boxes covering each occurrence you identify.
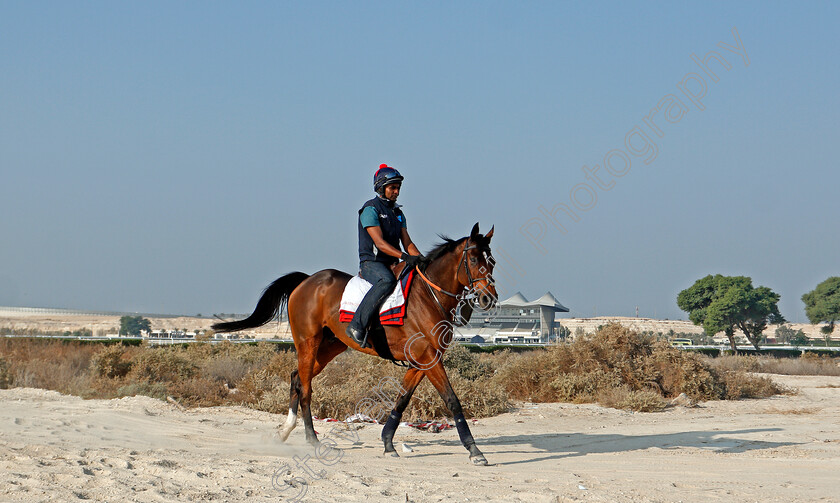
[360,206,380,228]
[398,213,407,228]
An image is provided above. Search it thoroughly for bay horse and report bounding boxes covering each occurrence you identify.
[212,223,496,465]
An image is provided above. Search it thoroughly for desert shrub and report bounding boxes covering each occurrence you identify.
[235,349,299,409]
[401,373,511,420]
[229,341,279,365]
[202,342,280,388]
[716,370,785,399]
[200,356,254,387]
[90,345,134,378]
[310,351,403,419]
[596,386,667,412]
[454,375,511,417]
[117,381,169,400]
[551,370,619,402]
[13,359,94,397]
[705,354,762,373]
[443,343,493,380]
[492,348,558,401]
[0,357,11,389]
[0,340,97,396]
[651,345,721,400]
[128,349,197,382]
[493,324,667,403]
[167,377,228,407]
[491,323,782,410]
[305,349,510,421]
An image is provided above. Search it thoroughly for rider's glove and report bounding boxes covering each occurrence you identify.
[400,252,428,269]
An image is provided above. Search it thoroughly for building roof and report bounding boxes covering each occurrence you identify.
[498,291,569,312]
[532,292,569,311]
[499,291,528,306]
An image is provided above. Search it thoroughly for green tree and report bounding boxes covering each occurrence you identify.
[556,325,571,341]
[677,274,785,351]
[775,324,806,345]
[790,330,810,347]
[802,277,840,342]
[119,315,151,336]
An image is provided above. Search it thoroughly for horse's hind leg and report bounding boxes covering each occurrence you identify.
[279,369,302,442]
[285,330,347,445]
[381,367,425,457]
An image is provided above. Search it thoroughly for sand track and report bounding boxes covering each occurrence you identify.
[2,374,839,502]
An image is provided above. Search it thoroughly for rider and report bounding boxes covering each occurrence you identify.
[346,164,427,347]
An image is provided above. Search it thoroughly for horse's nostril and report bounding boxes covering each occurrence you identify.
[477,293,495,310]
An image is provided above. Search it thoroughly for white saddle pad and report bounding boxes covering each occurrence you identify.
[339,275,406,317]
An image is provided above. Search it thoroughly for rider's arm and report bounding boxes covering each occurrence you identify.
[365,226,404,259]
[400,228,421,256]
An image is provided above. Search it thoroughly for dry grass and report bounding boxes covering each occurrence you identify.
[595,386,668,412]
[759,407,820,415]
[0,324,790,419]
[0,338,100,396]
[0,357,12,389]
[705,353,840,376]
[300,349,509,421]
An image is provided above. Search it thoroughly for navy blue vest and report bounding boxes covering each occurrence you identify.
[358,196,404,265]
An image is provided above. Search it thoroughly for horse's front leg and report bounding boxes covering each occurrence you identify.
[425,363,488,465]
[381,368,425,456]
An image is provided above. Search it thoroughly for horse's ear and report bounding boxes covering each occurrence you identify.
[470,222,480,241]
[485,225,494,240]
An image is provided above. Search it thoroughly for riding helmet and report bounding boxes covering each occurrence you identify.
[373,164,404,193]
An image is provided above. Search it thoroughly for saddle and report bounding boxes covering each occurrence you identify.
[339,267,416,326]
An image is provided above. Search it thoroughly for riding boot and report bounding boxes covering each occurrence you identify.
[345,324,370,348]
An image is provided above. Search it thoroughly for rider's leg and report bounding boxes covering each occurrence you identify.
[347,261,397,345]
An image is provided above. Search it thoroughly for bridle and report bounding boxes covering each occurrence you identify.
[415,243,494,319]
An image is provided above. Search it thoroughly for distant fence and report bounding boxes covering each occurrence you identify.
[0,334,295,348]
[0,306,204,319]
[680,344,840,357]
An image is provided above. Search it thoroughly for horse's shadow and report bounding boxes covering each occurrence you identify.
[404,428,796,465]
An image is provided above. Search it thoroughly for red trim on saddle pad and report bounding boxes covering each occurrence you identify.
[339,269,415,326]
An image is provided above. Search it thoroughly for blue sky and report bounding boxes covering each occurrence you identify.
[1,1,837,322]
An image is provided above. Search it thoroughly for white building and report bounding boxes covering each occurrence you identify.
[455,291,570,344]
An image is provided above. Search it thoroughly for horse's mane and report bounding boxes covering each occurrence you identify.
[425,236,468,262]
[425,233,491,262]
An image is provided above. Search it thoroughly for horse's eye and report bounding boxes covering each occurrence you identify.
[470,257,478,265]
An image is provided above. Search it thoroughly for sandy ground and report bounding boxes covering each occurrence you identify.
[2,375,840,503]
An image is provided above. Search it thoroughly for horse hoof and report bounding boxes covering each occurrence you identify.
[384,450,400,458]
[470,454,488,466]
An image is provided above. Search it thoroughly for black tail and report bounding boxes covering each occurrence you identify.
[211,272,310,333]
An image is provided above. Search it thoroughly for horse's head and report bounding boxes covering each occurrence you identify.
[462,222,497,311]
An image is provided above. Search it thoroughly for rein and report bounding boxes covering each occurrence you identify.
[415,267,460,298]
[414,244,493,320]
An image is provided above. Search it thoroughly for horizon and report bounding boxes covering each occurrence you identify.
[0,303,825,326]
